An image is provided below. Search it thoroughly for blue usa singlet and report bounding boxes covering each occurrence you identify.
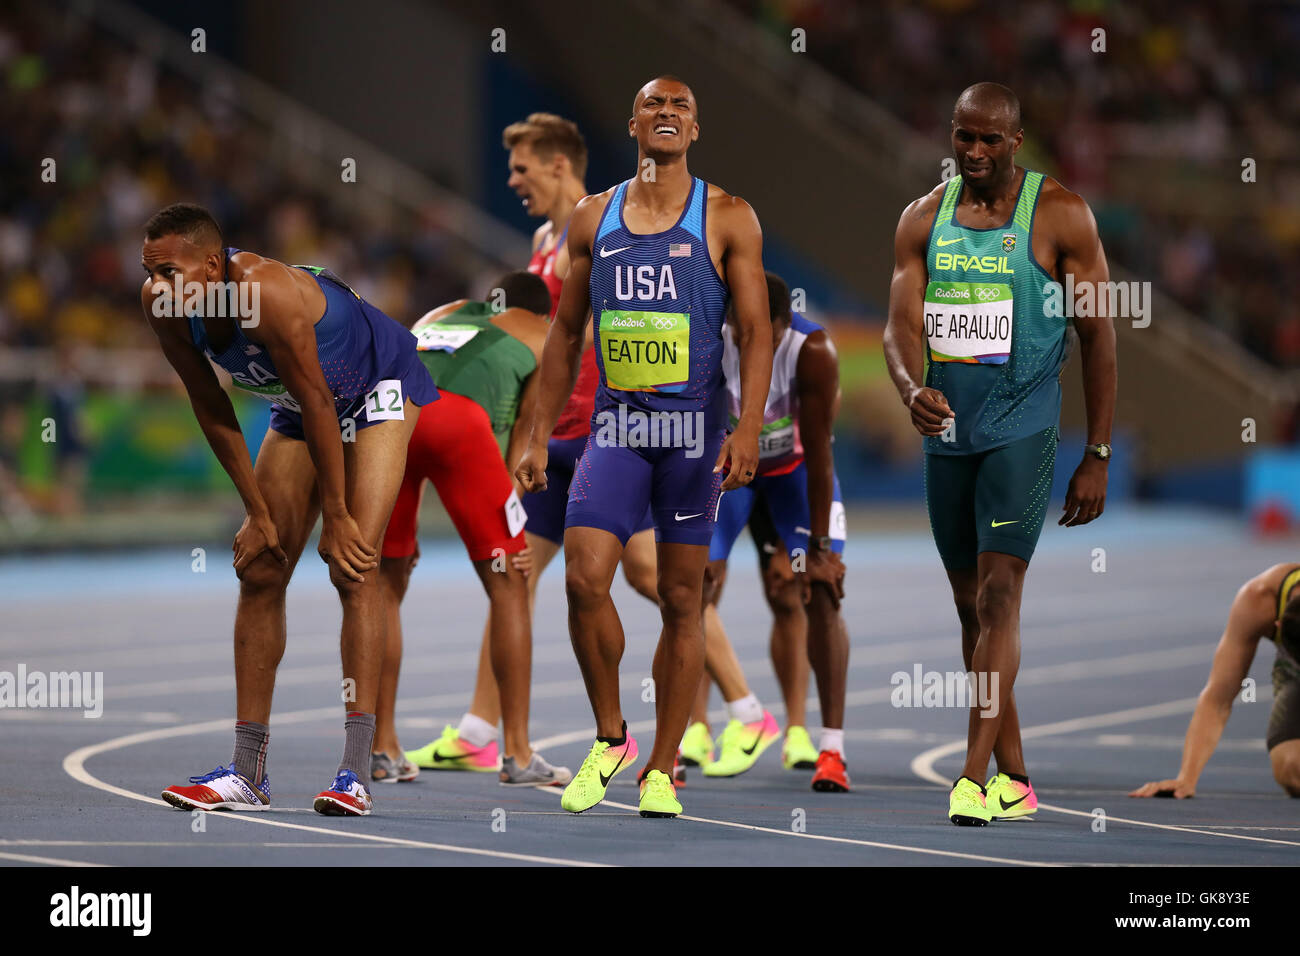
[588,177,730,432]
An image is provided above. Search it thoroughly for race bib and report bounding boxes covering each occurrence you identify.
[364,379,405,421]
[599,310,690,392]
[504,489,526,538]
[758,416,795,459]
[226,362,302,412]
[830,500,847,542]
[413,323,481,353]
[925,281,1013,364]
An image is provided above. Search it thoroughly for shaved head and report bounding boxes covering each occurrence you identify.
[953,82,1021,135]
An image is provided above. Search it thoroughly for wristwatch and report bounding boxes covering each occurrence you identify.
[809,535,833,551]
[1085,442,1112,461]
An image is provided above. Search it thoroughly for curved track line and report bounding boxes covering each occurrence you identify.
[62,720,608,868]
[910,697,1300,848]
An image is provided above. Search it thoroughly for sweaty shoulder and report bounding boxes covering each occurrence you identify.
[706,184,759,228]
[1032,176,1094,238]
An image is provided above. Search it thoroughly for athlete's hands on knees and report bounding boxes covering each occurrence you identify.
[514,443,549,494]
[715,426,760,491]
[232,512,287,578]
[803,548,846,608]
[318,512,378,582]
[511,545,534,578]
[906,386,953,437]
[1060,457,1107,526]
[1129,778,1194,799]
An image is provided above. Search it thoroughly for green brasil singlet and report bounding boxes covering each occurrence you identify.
[923,169,1066,455]
[413,301,536,441]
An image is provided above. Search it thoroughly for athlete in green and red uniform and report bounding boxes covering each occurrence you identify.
[405,114,663,772]
[1131,564,1300,799]
[884,83,1117,825]
[372,272,572,788]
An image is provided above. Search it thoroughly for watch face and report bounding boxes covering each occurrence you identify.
[1094,444,1111,459]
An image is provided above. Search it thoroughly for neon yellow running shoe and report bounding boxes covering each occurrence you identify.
[781,725,819,770]
[703,711,780,777]
[948,776,992,826]
[638,769,682,818]
[404,725,500,772]
[985,772,1038,820]
[679,721,714,767]
[560,729,638,814]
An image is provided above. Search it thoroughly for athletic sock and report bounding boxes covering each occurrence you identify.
[233,719,269,782]
[955,774,987,795]
[726,693,764,724]
[1005,771,1030,786]
[340,712,377,783]
[596,720,627,747]
[457,711,497,748]
[819,728,845,758]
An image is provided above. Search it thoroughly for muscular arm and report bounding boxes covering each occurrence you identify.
[1048,189,1117,526]
[717,197,772,489]
[883,192,951,436]
[796,331,838,540]
[506,371,540,483]
[141,282,270,519]
[243,261,349,521]
[1131,567,1285,797]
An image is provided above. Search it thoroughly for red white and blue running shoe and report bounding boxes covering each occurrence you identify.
[313,769,373,816]
[161,764,270,811]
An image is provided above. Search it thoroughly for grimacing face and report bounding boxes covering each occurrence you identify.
[507,143,561,218]
[951,108,1021,186]
[630,80,699,156]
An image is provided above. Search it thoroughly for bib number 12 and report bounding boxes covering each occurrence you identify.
[365,379,405,422]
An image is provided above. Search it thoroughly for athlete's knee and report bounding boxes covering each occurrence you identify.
[565,563,610,613]
[975,572,1022,627]
[329,562,378,598]
[238,552,293,596]
[658,577,703,621]
[379,555,416,601]
[766,577,802,616]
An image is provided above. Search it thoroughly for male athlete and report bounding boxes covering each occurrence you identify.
[371,272,570,787]
[1131,563,1300,799]
[515,76,773,818]
[883,83,1117,825]
[404,114,662,772]
[691,272,850,789]
[143,203,438,817]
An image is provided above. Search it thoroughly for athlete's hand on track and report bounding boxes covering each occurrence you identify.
[1129,778,1195,799]
[515,444,549,494]
[906,386,954,437]
[318,513,378,582]
[232,512,288,578]
[803,548,846,608]
[715,426,760,491]
[1060,456,1107,526]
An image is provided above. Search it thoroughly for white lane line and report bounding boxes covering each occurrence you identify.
[526,787,1054,866]
[910,698,1300,849]
[0,850,110,867]
[61,721,608,868]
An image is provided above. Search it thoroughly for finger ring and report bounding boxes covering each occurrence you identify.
[745,470,754,476]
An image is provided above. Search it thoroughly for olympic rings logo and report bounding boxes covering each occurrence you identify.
[651,316,679,330]
[974,287,1003,302]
